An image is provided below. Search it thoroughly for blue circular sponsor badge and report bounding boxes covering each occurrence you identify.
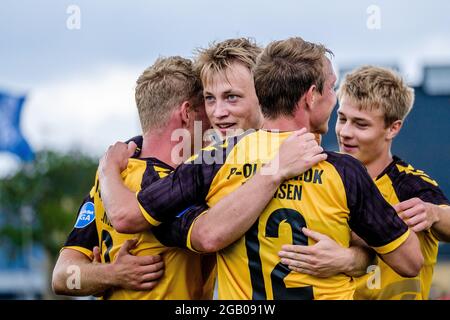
[74,202,95,228]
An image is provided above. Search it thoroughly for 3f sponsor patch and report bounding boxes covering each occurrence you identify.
[74,202,95,228]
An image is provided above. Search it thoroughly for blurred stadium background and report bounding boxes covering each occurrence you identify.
[1,0,449,299]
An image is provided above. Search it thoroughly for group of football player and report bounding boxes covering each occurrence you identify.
[52,37,450,300]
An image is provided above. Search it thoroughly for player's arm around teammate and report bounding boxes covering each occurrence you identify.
[190,129,327,252]
[52,239,163,296]
[98,128,326,239]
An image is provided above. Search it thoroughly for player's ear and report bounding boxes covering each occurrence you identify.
[180,100,191,128]
[387,120,402,139]
[304,85,317,111]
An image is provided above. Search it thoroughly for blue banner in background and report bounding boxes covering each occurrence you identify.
[0,91,34,161]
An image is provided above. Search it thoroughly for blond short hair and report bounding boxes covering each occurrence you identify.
[135,56,203,132]
[254,37,333,118]
[337,66,415,126]
[194,38,262,86]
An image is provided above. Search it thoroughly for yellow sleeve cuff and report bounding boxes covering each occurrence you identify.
[186,210,209,253]
[136,191,162,227]
[372,229,410,255]
[61,246,94,260]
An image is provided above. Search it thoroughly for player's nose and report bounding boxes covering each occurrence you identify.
[213,100,230,118]
[339,121,353,138]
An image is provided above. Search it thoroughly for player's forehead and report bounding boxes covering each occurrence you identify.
[338,96,384,121]
[203,62,253,95]
[324,58,337,83]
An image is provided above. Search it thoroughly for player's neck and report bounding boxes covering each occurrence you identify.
[262,116,309,132]
[365,149,394,179]
[139,129,179,168]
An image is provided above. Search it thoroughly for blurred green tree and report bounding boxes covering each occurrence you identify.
[0,150,98,298]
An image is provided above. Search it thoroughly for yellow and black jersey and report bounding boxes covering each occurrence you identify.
[354,156,450,300]
[137,130,410,300]
[63,136,215,300]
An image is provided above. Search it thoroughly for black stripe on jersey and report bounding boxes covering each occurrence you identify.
[384,156,450,206]
[64,194,99,250]
[152,203,209,248]
[246,221,266,300]
[325,152,408,248]
[141,161,162,188]
[139,157,175,190]
[137,132,250,223]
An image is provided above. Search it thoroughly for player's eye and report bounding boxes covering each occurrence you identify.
[356,122,368,128]
[227,95,238,102]
[338,117,346,123]
[204,95,215,103]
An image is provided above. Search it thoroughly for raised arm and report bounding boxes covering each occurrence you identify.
[98,141,150,233]
[100,129,325,237]
[191,129,327,252]
[52,240,164,296]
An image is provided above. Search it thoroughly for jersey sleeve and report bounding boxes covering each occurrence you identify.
[62,193,99,259]
[329,153,409,254]
[136,139,235,226]
[394,169,450,206]
[152,203,209,250]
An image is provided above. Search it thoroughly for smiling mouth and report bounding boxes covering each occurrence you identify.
[215,123,236,130]
[341,142,358,151]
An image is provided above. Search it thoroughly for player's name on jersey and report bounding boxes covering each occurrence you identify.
[273,168,324,201]
[228,163,323,184]
[273,182,303,201]
[289,168,323,184]
[227,164,323,202]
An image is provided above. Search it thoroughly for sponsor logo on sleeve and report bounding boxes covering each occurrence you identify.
[74,202,95,228]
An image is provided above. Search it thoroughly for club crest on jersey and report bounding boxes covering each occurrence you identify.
[74,202,95,228]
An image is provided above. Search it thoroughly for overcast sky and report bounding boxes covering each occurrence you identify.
[1,0,450,175]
